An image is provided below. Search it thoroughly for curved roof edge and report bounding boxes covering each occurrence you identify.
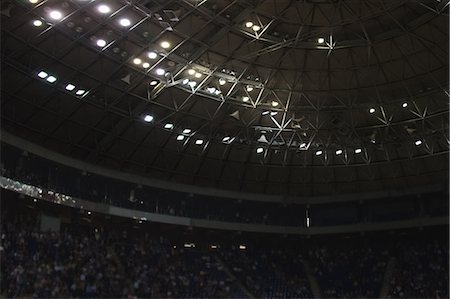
[1,130,446,204]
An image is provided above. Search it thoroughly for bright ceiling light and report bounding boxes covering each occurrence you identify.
[46,75,57,83]
[317,37,325,44]
[96,39,106,47]
[183,128,191,134]
[33,20,43,27]
[270,111,277,116]
[133,58,142,65]
[315,150,323,156]
[402,102,408,108]
[252,25,261,31]
[37,71,48,78]
[355,148,362,154]
[300,142,307,148]
[219,78,226,85]
[271,101,279,107]
[242,96,249,102]
[207,87,216,94]
[182,79,189,85]
[164,123,174,129]
[195,139,204,145]
[142,62,150,68]
[415,140,422,146]
[65,84,75,91]
[156,68,165,75]
[144,114,154,122]
[369,108,376,114]
[150,80,158,86]
[76,89,86,96]
[222,136,230,142]
[176,135,185,141]
[97,5,110,14]
[262,111,270,115]
[147,51,158,59]
[188,69,196,75]
[29,0,39,3]
[256,147,264,154]
[246,85,253,92]
[245,21,253,28]
[194,72,202,78]
[49,10,63,20]
[119,18,131,27]
[160,41,170,49]
[188,81,197,87]
[336,149,343,155]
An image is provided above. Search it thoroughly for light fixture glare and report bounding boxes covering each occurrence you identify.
[119,18,131,27]
[97,5,110,14]
[147,51,158,59]
[96,39,106,47]
[160,41,170,49]
[37,71,48,78]
[33,20,43,27]
[144,115,154,122]
[65,84,75,91]
[252,25,261,31]
[46,75,57,83]
[49,10,62,20]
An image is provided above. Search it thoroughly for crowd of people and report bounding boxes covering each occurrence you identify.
[308,245,388,298]
[389,240,449,298]
[1,196,448,299]
[220,248,313,298]
[1,144,449,299]
[1,214,246,298]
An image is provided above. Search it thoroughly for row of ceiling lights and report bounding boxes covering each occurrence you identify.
[142,115,204,144]
[37,70,86,96]
[244,20,331,45]
[30,0,329,47]
[142,114,424,153]
[29,1,174,52]
[29,1,418,119]
[28,1,332,101]
[28,2,348,111]
[256,139,424,156]
[369,103,409,113]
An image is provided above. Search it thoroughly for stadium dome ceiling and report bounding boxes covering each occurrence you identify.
[1,0,449,196]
